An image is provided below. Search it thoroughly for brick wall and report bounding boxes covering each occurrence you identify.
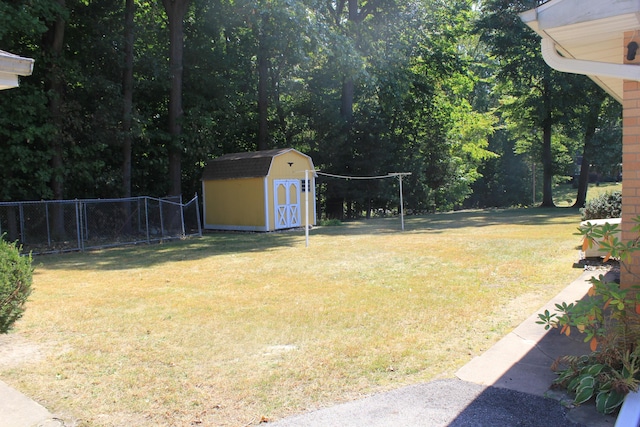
[621,31,640,286]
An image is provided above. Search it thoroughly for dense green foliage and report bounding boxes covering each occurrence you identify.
[581,191,622,221]
[0,238,33,333]
[0,0,622,217]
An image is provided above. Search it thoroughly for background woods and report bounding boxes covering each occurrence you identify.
[0,0,622,217]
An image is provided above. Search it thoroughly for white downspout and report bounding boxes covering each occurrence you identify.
[541,38,640,81]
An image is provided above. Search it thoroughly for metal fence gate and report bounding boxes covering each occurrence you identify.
[0,195,202,255]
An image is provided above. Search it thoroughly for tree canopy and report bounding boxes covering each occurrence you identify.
[0,0,622,215]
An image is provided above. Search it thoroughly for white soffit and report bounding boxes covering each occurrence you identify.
[534,0,640,30]
[0,72,19,90]
[0,50,34,90]
[520,1,640,103]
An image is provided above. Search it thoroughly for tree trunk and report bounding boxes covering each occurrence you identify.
[540,120,555,207]
[44,0,67,238]
[122,0,135,198]
[540,74,555,208]
[339,0,360,123]
[574,95,605,208]
[162,0,190,197]
[45,0,66,201]
[257,15,269,151]
[340,77,354,122]
[573,149,591,209]
[121,0,135,234]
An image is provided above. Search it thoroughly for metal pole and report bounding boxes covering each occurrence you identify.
[76,200,84,251]
[179,194,186,238]
[532,162,536,205]
[305,169,309,247]
[145,197,150,243]
[159,198,165,237]
[194,193,202,237]
[84,202,89,242]
[45,203,51,246]
[399,174,405,231]
[18,203,25,244]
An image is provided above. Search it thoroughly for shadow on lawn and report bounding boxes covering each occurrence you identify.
[407,207,580,232]
[314,207,580,236]
[35,207,580,270]
[33,231,300,271]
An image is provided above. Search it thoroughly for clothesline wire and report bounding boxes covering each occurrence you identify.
[316,172,408,180]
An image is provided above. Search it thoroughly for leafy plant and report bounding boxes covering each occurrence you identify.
[0,237,33,333]
[580,191,622,220]
[537,216,640,414]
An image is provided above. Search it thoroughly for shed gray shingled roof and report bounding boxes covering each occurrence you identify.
[202,148,293,180]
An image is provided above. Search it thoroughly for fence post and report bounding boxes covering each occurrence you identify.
[179,194,186,237]
[18,202,25,244]
[194,193,202,237]
[84,201,89,242]
[159,199,165,238]
[145,197,150,244]
[45,203,51,247]
[75,200,83,251]
[137,197,142,234]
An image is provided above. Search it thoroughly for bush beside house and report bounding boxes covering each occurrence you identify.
[0,238,33,333]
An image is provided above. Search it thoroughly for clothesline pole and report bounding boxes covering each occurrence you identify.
[305,169,310,247]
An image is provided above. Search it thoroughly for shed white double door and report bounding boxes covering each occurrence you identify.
[274,180,301,229]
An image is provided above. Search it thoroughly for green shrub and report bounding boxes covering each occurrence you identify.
[581,191,622,220]
[0,238,33,333]
[536,217,640,414]
[319,218,343,226]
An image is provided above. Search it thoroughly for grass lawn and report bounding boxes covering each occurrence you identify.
[553,182,621,207]
[2,208,586,426]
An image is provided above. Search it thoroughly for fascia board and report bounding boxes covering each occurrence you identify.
[0,72,19,89]
[0,51,34,76]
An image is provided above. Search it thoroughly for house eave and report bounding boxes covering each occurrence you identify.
[520,0,640,103]
[0,50,35,90]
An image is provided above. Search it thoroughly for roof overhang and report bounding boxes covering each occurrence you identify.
[520,0,640,103]
[0,50,34,90]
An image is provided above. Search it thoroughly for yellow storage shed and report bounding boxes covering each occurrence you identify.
[202,148,317,231]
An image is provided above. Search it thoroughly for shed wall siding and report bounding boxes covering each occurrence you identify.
[204,177,266,227]
[266,151,316,230]
[269,151,311,179]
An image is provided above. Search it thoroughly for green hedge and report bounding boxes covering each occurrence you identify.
[581,191,622,221]
[0,238,33,334]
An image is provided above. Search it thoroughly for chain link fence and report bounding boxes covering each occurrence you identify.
[0,195,202,255]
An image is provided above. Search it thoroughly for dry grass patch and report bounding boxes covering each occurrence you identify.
[1,208,583,426]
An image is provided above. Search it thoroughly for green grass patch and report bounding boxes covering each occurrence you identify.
[554,182,622,207]
[318,218,343,226]
[4,208,585,426]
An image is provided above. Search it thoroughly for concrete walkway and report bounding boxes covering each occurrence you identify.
[0,379,64,427]
[0,270,619,426]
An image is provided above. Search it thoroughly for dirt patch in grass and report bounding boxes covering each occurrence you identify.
[0,334,43,368]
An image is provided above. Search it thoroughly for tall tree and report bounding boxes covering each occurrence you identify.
[0,1,53,202]
[554,76,620,208]
[572,87,607,208]
[256,10,269,150]
[329,0,381,123]
[44,0,67,202]
[161,0,191,196]
[43,0,68,238]
[122,0,135,197]
[475,0,568,207]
